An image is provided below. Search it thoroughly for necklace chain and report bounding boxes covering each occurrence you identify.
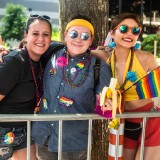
[112,49,134,91]
[63,51,90,88]
[25,48,43,113]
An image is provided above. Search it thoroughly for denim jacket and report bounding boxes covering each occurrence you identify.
[32,47,111,152]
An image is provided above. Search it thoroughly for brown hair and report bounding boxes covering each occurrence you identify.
[25,15,52,33]
[110,12,142,30]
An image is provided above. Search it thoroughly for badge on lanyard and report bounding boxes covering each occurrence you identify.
[43,98,48,110]
[59,96,73,108]
[50,56,57,76]
[4,132,15,144]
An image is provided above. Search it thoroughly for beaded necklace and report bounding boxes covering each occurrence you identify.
[111,48,134,91]
[25,47,43,113]
[63,50,91,88]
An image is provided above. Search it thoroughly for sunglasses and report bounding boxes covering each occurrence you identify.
[30,14,51,21]
[114,25,141,35]
[68,30,91,41]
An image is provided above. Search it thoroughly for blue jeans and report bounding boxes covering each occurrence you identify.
[0,127,35,160]
[37,145,87,160]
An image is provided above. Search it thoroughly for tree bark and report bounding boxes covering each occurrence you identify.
[59,0,109,47]
[58,1,109,159]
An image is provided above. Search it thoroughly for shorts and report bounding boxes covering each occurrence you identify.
[37,145,87,160]
[0,127,35,160]
[124,102,160,149]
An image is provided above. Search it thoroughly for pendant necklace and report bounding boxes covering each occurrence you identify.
[63,50,91,88]
[112,48,134,92]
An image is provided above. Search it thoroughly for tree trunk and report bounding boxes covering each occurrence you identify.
[59,0,109,47]
[58,1,109,159]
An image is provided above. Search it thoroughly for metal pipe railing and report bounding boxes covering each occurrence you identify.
[58,120,62,160]
[140,117,147,160]
[0,112,160,160]
[87,119,92,160]
[0,112,160,121]
[26,121,31,160]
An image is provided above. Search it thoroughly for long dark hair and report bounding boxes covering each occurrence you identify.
[25,15,52,33]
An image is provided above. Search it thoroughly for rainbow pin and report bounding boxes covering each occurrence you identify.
[76,62,84,69]
[59,96,73,107]
[4,132,15,144]
[43,98,48,110]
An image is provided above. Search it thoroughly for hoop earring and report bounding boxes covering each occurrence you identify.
[108,41,116,48]
[134,41,141,50]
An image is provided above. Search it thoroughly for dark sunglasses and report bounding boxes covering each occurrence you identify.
[68,30,91,41]
[30,14,51,20]
[114,25,141,35]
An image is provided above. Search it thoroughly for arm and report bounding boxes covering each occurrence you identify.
[95,60,111,108]
[0,41,65,63]
[91,46,110,62]
[0,52,22,99]
[96,60,112,94]
[0,94,5,101]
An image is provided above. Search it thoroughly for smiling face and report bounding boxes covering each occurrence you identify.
[111,18,140,49]
[64,26,94,57]
[24,19,51,61]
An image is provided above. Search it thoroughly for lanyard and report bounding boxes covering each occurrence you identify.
[25,47,43,113]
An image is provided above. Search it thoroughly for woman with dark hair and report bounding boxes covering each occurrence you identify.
[0,15,52,160]
[103,13,160,160]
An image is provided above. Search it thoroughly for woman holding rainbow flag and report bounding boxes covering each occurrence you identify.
[101,12,160,160]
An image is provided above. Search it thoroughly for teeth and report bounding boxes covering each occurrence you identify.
[36,44,44,47]
[123,38,132,42]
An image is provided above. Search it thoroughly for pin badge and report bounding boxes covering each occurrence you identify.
[43,98,48,110]
[4,132,15,144]
[50,68,56,76]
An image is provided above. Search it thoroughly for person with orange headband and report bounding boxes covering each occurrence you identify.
[30,14,111,160]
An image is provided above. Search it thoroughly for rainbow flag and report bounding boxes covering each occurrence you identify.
[135,66,160,99]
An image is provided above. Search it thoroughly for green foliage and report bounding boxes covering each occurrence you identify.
[0,3,27,41]
[141,34,160,57]
[51,27,60,41]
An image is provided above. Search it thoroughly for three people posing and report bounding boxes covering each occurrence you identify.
[1,12,160,160]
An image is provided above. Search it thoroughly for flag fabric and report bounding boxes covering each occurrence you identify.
[135,66,160,99]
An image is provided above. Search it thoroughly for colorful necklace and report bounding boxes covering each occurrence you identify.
[25,47,43,113]
[111,48,135,91]
[63,50,91,88]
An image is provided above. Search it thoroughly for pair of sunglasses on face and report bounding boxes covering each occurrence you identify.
[30,14,51,21]
[68,30,91,41]
[114,25,141,35]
